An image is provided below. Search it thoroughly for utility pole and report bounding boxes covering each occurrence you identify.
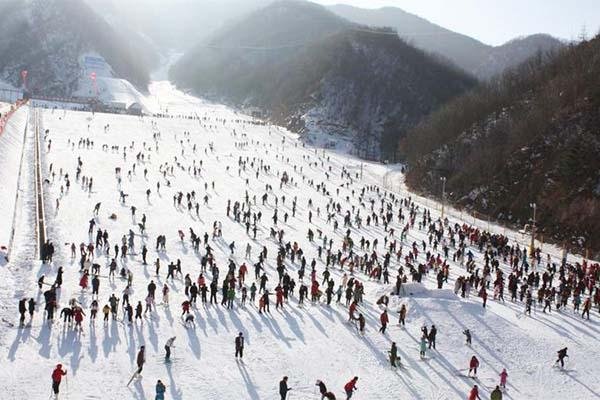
[440,176,447,221]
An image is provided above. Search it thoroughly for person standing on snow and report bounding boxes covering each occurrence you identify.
[18,298,27,326]
[165,336,176,360]
[468,355,480,377]
[279,376,292,400]
[419,335,428,358]
[379,309,389,334]
[481,288,488,308]
[582,297,591,320]
[468,385,481,400]
[389,342,399,367]
[51,364,67,397]
[499,368,508,388]
[162,284,170,304]
[490,385,503,400]
[28,298,36,320]
[398,304,407,327]
[102,304,110,323]
[136,346,146,375]
[463,329,472,346]
[73,306,85,331]
[555,347,568,368]
[357,313,366,334]
[155,379,166,400]
[235,332,244,359]
[428,324,437,349]
[316,380,328,399]
[344,376,358,399]
[348,301,358,322]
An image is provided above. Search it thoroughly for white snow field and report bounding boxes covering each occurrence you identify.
[0,104,29,262]
[1,83,599,400]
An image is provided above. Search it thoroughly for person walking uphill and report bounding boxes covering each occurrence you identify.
[344,376,358,399]
[279,376,292,400]
[51,364,67,397]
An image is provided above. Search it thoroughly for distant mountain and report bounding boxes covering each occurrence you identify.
[85,0,271,51]
[0,0,159,96]
[328,4,564,80]
[171,0,475,160]
[401,36,600,256]
[473,34,564,80]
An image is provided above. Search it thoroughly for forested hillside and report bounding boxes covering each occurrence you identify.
[402,35,600,255]
[0,0,158,95]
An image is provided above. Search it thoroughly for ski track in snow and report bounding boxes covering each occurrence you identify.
[0,82,599,400]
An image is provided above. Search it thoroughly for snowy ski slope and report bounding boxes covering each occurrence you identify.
[1,83,599,400]
[0,104,29,261]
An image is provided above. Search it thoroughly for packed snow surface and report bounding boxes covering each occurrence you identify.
[0,105,28,258]
[0,83,598,400]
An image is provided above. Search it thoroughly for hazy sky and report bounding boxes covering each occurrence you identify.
[314,0,600,45]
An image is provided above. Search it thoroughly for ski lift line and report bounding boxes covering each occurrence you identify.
[195,27,457,52]
[200,43,304,51]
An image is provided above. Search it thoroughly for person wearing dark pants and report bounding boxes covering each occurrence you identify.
[279,376,292,400]
[428,325,437,349]
[165,336,176,360]
[379,310,388,334]
[556,347,568,368]
[51,364,67,396]
[235,332,244,359]
[136,346,145,375]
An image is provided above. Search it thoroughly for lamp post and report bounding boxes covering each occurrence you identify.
[529,202,536,258]
[440,176,447,221]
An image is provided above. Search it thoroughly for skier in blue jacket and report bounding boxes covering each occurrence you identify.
[155,380,166,400]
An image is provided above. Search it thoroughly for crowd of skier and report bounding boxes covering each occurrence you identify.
[12,109,598,399]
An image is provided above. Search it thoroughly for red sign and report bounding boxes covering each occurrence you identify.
[90,72,97,81]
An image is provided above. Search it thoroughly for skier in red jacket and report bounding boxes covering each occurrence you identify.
[51,364,67,396]
[79,272,89,290]
[181,300,190,316]
[275,285,284,309]
[73,307,85,330]
[468,384,481,400]
[348,301,357,321]
[468,355,480,377]
[344,376,358,399]
[379,309,389,334]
